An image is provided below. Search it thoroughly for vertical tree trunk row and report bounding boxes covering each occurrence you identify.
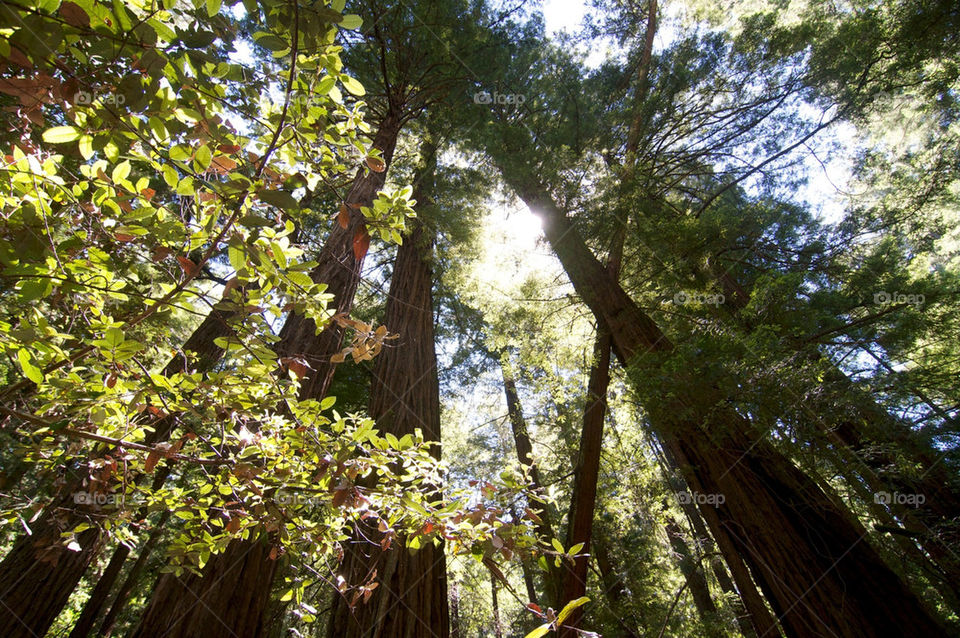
[501,170,946,638]
[326,150,450,636]
[129,111,406,638]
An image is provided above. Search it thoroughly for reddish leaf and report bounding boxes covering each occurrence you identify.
[226,516,241,533]
[115,233,135,243]
[331,486,349,508]
[365,156,386,173]
[209,156,237,174]
[280,356,311,379]
[352,225,370,261]
[60,78,79,104]
[337,203,350,229]
[140,188,156,200]
[176,256,198,277]
[527,603,544,615]
[105,372,118,388]
[218,144,241,154]
[269,546,278,560]
[59,2,90,27]
[144,449,161,473]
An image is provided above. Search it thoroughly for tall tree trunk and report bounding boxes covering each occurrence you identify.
[499,356,561,602]
[129,111,404,638]
[491,572,503,638]
[0,289,238,638]
[674,491,760,638]
[99,512,170,637]
[501,172,947,638]
[592,526,642,638]
[450,581,462,638]
[275,111,403,401]
[130,532,279,638]
[556,331,611,637]
[664,518,724,637]
[325,173,449,638]
[714,258,960,596]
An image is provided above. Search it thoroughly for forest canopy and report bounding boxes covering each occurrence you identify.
[0,0,958,636]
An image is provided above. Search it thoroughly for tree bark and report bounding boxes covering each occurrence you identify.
[129,111,405,638]
[664,518,724,637]
[491,572,503,638]
[275,111,403,402]
[0,289,238,638]
[592,526,642,638]
[326,220,449,638]
[557,331,611,636]
[129,532,279,638]
[714,257,960,599]
[502,172,948,638]
[674,491,761,638]
[499,356,561,603]
[325,147,449,638]
[98,512,170,637]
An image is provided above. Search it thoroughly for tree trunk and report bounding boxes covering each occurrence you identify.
[128,111,405,638]
[67,540,130,638]
[503,173,948,638]
[129,533,279,638]
[491,572,503,638]
[592,527,642,638]
[714,257,960,594]
[499,356,561,603]
[557,331,611,636]
[0,289,238,638]
[326,184,449,638]
[275,111,403,402]
[99,512,170,637]
[674,492,760,638]
[664,518,724,637]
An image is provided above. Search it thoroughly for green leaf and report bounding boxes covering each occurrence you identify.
[19,278,52,301]
[568,542,584,556]
[253,32,288,51]
[556,597,590,626]
[320,396,336,410]
[194,144,212,171]
[162,165,179,188]
[43,126,80,143]
[524,624,552,638]
[257,189,299,211]
[148,18,177,42]
[17,349,44,384]
[228,242,245,273]
[205,0,221,16]
[340,75,365,96]
[112,160,131,183]
[339,14,362,29]
[78,135,94,160]
[551,538,565,554]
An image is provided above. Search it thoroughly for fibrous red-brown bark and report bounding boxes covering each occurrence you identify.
[128,112,404,638]
[326,201,449,638]
[0,290,238,638]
